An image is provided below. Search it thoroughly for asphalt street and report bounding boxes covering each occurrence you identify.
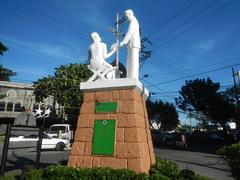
[0,144,234,180]
[155,148,233,180]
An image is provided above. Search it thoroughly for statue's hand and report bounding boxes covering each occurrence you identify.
[110,43,117,51]
[119,41,125,47]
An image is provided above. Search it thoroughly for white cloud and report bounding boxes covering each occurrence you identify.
[0,34,82,63]
[197,40,217,51]
[51,0,110,29]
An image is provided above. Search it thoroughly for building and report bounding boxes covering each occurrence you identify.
[0,81,60,119]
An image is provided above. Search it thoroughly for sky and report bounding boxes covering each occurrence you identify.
[0,0,240,125]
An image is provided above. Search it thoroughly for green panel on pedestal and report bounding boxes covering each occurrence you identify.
[95,102,117,113]
[92,120,116,155]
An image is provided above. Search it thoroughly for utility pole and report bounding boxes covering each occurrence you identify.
[106,12,124,78]
[115,13,119,72]
[232,67,240,126]
[232,67,239,104]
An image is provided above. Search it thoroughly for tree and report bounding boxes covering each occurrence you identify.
[33,63,91,127]
[0,42,16,81]
[176,78,235,136]
[222,85,240,126]
[0,42,8,55]
[0,65,17,81]
[147,100,179,131]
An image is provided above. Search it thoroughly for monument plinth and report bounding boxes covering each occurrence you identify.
[68,78,155,173]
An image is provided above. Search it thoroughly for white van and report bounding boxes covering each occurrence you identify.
[48,124,73,141]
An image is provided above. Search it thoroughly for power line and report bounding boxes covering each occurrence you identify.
[152,0,235,49]
[142,79,176,99]
[144,0,199,38]
[0,2,89,40]
[149,56,240,77]
[148,63,240,87]
[151,0,219,46]
[4,0,88,36]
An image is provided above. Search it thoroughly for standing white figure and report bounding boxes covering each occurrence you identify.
[88,32,117,82]
[119,9,141,80]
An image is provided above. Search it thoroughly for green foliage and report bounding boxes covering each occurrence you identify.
[10,162,212,180]
[21,169,43,180]
[44,165,148,180]
[176,78,235,133]
[33,63,91,123]
[0,42,8,55]
[0,42,16,81]
[0,64,16,81]
[58,159,68,166]
[149,158,180,179]
[147,100,179,131]
[178,169,195,180]
[217,143,240,178]
[0,175,16,180]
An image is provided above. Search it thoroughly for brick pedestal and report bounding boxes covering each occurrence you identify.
[68,80,155,173]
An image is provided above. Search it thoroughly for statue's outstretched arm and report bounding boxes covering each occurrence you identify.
[103,43,116,59]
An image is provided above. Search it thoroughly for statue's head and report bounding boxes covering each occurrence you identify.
[90,32,101,42]
[124,9,134,21]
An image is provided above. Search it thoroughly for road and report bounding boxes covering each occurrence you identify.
[155,148,233,180]
[0,146,234,179]
[0,149,70,174]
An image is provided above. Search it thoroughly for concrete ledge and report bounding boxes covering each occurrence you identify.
[80,78,149,97]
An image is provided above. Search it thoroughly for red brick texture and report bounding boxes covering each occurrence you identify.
[68,88,156,173]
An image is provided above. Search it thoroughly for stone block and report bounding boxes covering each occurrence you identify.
[100,157,127,169]
[120,100,144,115]
[134,101,144,115]
[128,158,150,173]
[77,114,90,127]
[84,142,92,155]
[116,101,122,113]
[116,143,143,159]
[75,156,92,168]
[116,128,124,142]
[125,128,147,142]
[117,114,145,128]
[92,157,100,167]
[111,90,120,101]
[119,89,141,101]
[128,159,143,173]
[121,100,135,113]
[80,102,95,114]
[94,114,108,120]
[84,92,95,102]
[68,156,78,168]
[70,142,84,156]
[74,128,93,142]
[108,113,117,120]
[95,91,111,101]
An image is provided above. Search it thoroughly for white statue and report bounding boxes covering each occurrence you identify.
[119,9,141,80]
[87,32,117,82]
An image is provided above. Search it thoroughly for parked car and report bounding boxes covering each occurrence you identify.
[207,131,224,144]
[48,124,73,141]
[10,132,70,151]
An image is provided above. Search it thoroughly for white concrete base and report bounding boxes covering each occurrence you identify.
[80,78,149,97]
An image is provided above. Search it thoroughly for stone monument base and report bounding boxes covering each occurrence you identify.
[68,78,155,173]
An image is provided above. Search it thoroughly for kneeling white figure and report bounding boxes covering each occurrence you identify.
[88,32,117,82]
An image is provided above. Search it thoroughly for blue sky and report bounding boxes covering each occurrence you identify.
[1,0,240,125]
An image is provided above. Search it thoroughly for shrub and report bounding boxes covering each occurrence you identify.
[58,159,68,166]
[178,169,195,180]
[149,158,179,179]
[0,175,16,180]
[21,169,43,180]
[217,143,240,178]
[44,165,148,180]
[6,160,212,180]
